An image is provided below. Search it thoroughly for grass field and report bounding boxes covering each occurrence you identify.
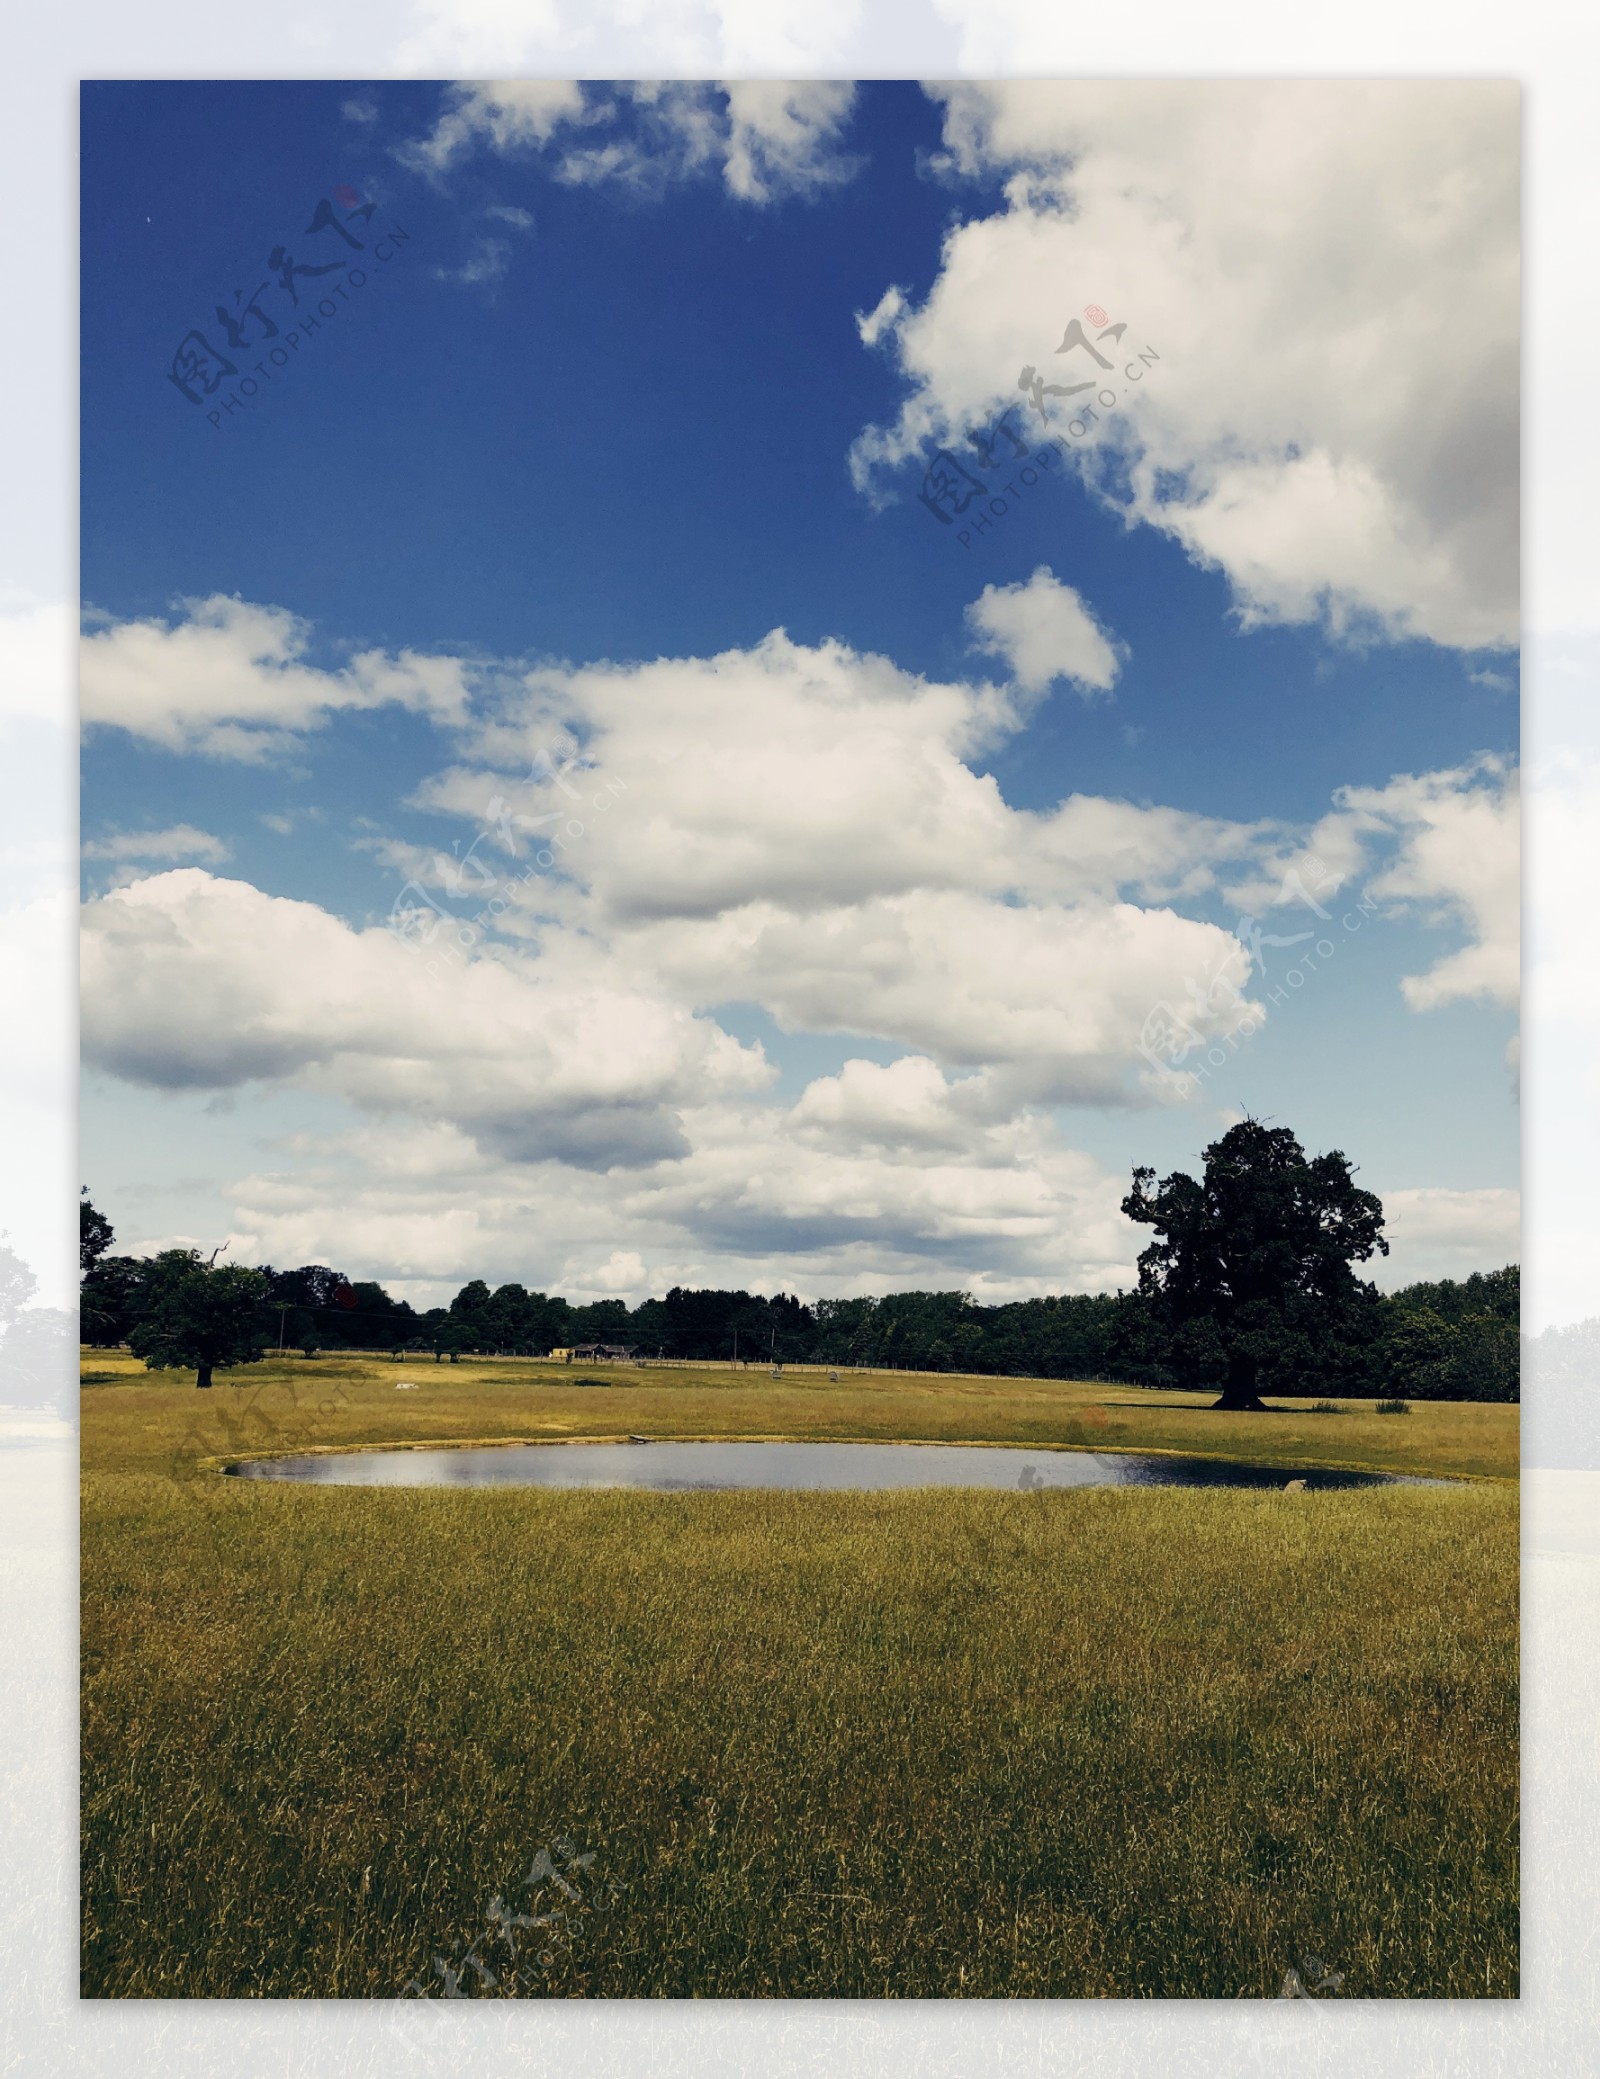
[80,1352,1519,1999]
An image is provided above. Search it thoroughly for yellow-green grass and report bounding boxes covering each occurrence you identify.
[81,1354,1518,1998]
[79,1348,1519,1484]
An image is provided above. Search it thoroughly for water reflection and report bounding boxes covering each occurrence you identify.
[226,1439,1422,1492]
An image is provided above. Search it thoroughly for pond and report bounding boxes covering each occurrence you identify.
[225,1439,1427,1492]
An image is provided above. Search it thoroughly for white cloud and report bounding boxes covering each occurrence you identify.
[1376,1187,1520,1288]
[965,566,1121,696]
[400,625,1265,1096]
[437,625,1259,926]
[207,1096,1144,1311]
[720,80,858,204]
[401,78,857,205]
[1223,756,1519,1014]
[626,891,1254,1108]
[81,869,770,1168]
[853,80,1518,652]
[80,595,476,760]
[788,1054,1003,1156]
[568,1248,648,1296]
[81,825,229,866]
[1361,767,1521,1012]
[399,78,585,175]
[857,284,906,349]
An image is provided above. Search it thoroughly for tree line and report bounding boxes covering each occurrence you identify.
[80,1120,1519,1401]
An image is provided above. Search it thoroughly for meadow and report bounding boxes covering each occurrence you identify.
[80,1352,1519,1999]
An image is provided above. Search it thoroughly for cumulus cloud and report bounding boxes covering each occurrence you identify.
[1362,768,1520,1011]
[437,624,1255,925]
[1229,756,1519,1012]
[852,80,1517,652]
[624,891,1254,1108]
[395,624,1266,1097]
[965,566,1121,695]
[80,595,476,759]
[81,869,770,1168]
[402,78,857,204]
[209,1097,1145,1310]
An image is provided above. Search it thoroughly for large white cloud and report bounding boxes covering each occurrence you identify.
[853,80,1517,652]
[80,595,475,760]
[622,890,1253,1107]
[427,623,1264,924]
[80,869,769,1167]
[395,625,1267,1097]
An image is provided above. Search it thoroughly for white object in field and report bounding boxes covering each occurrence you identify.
[1284,1477,1307,1492]
[396,1381,418,1390]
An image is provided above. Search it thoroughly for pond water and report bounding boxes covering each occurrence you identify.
[226,1439,1423,1492]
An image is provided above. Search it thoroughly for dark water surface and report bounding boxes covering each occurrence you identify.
[226,1439,1426,1492]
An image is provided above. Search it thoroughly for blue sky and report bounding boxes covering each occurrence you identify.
[80,78,1520,1304]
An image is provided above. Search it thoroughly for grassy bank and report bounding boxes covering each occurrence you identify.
[80,1355,1518,1998]
[79,1348,1519,1483]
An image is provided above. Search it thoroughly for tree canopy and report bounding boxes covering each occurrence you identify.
[127,1252,270,1389]
[1120,1119,1390,1410]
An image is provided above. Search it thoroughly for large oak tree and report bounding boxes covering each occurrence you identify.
[1120,1119,1389,1411]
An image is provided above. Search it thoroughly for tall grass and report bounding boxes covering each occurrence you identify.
[82,1468,1518,1998]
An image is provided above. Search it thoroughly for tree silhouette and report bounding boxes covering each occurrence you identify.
[80,1189,114,1276]
[1121,1119,1388,1411]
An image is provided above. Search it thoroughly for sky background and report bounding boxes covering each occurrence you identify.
[77,77,1521,1308]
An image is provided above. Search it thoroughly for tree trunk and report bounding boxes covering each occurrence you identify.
[435,1349,443,1363]
[1212,1353,1266,1412]
[196,1362,213,1390]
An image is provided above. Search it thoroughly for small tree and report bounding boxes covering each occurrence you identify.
[127,1251,269,1390]
[1121,1119,1388,1411]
